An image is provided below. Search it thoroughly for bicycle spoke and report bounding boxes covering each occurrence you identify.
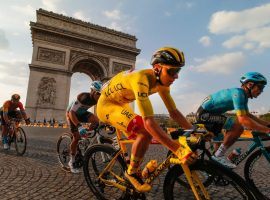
[57,133,72,170]
[14,127,27,155]
[245,147,270,199]
[84,145,128,200]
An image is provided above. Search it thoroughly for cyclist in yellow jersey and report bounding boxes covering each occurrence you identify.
[97,47,197,193]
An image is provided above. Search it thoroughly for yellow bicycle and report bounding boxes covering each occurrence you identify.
[83,126,255,200]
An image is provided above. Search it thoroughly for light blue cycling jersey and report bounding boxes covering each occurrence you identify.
[201,88,249,116]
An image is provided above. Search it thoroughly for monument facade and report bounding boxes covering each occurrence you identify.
[25,9,140,122]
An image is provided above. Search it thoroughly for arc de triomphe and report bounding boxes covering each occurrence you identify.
[25,9,140,122]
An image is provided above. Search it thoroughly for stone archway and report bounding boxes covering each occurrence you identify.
[25,9,140,122]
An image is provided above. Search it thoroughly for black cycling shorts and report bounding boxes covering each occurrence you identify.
[195,106,227,135]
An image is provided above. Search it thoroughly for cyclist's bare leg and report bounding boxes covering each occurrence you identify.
[129,129,152,172]
[215,122,243,157]
[223,122,244,147]
[1,125,8,137]
[70,132,80,157]
[87,114,99,130]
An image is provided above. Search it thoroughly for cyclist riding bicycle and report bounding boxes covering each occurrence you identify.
[196,72,270,168]
[66,81,102,173]
[97,46,197,193]
[0,94,30,150]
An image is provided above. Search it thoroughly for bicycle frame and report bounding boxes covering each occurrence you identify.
[211,131,270,166]
[7,118,20,140]
[97,129,210,200]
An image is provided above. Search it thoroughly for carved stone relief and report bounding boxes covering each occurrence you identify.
[70,50,109,68]
[37,47,65,65]
[33,30,136,60]
[112,62,132,74]
[37,77,56,106]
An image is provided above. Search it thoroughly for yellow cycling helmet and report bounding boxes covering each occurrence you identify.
[150,47,185,68]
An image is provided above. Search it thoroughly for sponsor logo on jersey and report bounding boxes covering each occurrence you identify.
[105,83,127,97]
[121,109,134,119]
[138,92,148,98]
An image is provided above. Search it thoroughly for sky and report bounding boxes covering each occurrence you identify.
[0,0,270,116]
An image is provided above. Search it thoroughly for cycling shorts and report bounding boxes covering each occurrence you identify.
[67,111,93,133]
[196,106,236,136]
[96,95,144,138]
[0,110,22,125]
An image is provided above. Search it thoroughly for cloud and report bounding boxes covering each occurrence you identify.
[199,36,211,47]
[0,29,9,50]
[73,11,90,22]
[223,26,270,51]
[11,4,35,16]
[41,0,62,12]
[0,60,29,86]
[103,9,121,20]
[108,22,123,31]
[136,58,149,68]
[102,9,135,33]
[174,92,207,115]
[164,11,172,17]
[191,51,246,74]
[186,2,195,9]
[209,3,270,34]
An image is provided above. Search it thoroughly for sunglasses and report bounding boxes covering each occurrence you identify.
[256,84,265,91]
[165,67,181,77]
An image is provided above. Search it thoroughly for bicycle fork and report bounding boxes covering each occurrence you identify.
[98,150,129,192]
[170,158,210,200]
[182,164,210,200]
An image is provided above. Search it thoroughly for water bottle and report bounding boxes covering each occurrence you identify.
[227,148,241,163]
[141,160,158,178]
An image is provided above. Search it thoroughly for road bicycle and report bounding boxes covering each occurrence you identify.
[205,131,270,200]
[57,124,116,172]
[83,125,256,200]
[3,118,27,155]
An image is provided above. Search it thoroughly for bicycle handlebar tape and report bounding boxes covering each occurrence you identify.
[174,136,193,164]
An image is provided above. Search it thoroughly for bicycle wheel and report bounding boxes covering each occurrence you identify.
[57,133,72,171]
[83,144,129,200]
[14,127,27,156]
[166,150,214,187]
[164,159,255,200]
[244,146,270,200]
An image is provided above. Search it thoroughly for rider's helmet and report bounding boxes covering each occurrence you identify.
[150,47,185,68]
[90,81,103,93]
[11,94,20,102]
[240,72,267,85]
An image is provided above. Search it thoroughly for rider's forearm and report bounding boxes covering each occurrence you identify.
[144,117,179,152]
[238,116,270,133]
[169,109,192,129]
[248,113,269,126]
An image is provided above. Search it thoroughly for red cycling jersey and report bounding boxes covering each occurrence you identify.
[2,100,25,113]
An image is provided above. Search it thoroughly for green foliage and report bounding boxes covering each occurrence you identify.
[259,113,270,122]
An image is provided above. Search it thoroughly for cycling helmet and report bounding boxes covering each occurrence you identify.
[240,72,267,85]
[90,81,103,92]
[150,47,185,68]
[11,94,20,102]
